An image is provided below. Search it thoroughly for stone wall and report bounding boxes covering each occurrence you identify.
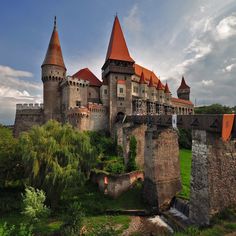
[122,124,147,168]
[143,128,181,210]
[91,170,144,198]
[14,108,44,136]
[190,130,236,225]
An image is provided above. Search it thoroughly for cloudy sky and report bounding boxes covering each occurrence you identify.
[1,0,236,124]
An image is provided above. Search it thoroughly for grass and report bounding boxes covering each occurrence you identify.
[178,149,192,199]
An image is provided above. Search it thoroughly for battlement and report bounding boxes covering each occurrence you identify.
[60,76,89,87]
[88,102,106,113]
[16,103,44,110]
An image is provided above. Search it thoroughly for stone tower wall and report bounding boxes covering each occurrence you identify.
[143,127,181,210]
[190,130,236,225]
[42,65,66,122]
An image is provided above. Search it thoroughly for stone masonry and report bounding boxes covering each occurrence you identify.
[143,127,181,210]
[190,129,236,226]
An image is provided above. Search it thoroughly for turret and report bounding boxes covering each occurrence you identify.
[41,17,66,121]
[177,76,190,101]
[148,75,156,101]
[102,16,135,133]
[164,82,171,105]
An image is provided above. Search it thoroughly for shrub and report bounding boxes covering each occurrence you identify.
[103,157,125,174]
[126,136,137,172]
[0,223,33,236]
[22,186,50,223]
[60,202,84,236]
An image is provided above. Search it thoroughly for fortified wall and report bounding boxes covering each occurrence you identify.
[14,103,44,136]
[67,102,108,131]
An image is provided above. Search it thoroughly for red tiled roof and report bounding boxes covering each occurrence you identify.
[171,97,193,105]
[164,83,171,93]
[134,64,160,86]
[105,16,134,63]
[72,68,102,87]
[178,76,190,90]
[42,20,66,69]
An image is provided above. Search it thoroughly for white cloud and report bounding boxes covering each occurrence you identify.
[223,63,236,72]
[201,80,214,86]
[216,14,236,40]
[123,4,142,33]
[0,65,42,124]
[0,65,33,78]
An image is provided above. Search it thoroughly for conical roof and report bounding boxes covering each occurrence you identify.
[164,82,171,93]
[42,17,66,69]
[139,71,147,84]
[178,76,190,90]
[105,16,134,63]
[148,75,155,87]
[157,80,164,90]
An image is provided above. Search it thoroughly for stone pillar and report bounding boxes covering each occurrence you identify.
[143,127,181,210]
[190,130,236,226]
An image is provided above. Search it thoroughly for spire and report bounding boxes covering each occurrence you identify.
[148,75,155,87]
[139,71,146,84]
[164,82,171,93]
[105,16,134,63]
[42,17,66,69]
[156,80,164,90]
[178,76,190,90]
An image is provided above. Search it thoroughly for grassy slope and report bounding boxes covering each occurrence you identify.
[179,149,192,199]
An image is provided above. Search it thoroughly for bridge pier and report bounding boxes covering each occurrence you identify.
[190,129,236,226]
[143,127,182,210]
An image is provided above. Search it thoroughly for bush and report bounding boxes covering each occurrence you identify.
[0,223,33,236]
[103,157,125,174]
[60,202,84,236]
[22,186,50,223]
[126,136,137,172]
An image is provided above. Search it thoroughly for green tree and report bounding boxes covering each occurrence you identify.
[126,136,137,172]
[195,104,233,114]
[18,121,96,208]
[0,126,24,187]
[22,186,50,223]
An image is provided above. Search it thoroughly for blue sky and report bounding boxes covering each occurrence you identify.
[1,0,236,124]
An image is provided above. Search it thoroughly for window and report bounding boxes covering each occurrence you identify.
[104,89,107,95]
[76,101,81,107]
[89,92,91,97]
[119,87,124,93]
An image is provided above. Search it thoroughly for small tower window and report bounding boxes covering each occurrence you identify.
[104,89,107,95]
[119,88,124,94]
[76,101,81,107]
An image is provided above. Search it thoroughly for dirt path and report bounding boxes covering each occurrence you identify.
[122,216,170,236]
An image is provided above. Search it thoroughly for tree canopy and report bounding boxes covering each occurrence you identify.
[18,121,97,207]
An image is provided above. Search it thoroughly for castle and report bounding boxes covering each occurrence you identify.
[14,16,194,136]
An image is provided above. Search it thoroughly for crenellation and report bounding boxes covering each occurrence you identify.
[16,103,44,110]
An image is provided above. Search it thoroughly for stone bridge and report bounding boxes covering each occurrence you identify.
[115,114,236,226]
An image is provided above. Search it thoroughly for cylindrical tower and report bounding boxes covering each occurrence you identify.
[41,17,66,122]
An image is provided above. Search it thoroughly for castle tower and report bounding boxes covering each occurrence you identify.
[41,17,66,122]
[102,16,135,132]
[177,76,190,101]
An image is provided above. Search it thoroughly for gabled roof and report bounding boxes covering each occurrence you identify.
[164,82,171,93]
[105,16,134,63]
[72,68,102,87]
[148,76,155,87]
[42,17,66,69]
[171,97,193,106]
[178,76,190,90]
[134,64,160,86]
